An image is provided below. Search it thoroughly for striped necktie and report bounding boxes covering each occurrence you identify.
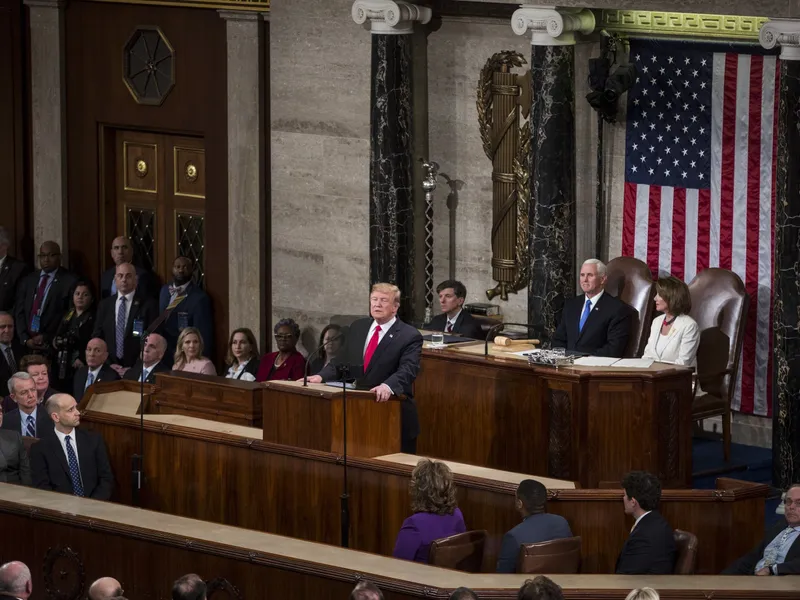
[25,414,36,438]
[116,296,127,360]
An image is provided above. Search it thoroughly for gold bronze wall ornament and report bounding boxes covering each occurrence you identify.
[185,162,198,182]
[477,51,532,301]
[135,159,148,177]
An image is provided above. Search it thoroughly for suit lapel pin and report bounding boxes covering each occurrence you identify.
[389,334,394,339]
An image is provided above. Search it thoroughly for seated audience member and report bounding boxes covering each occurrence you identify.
[172,574,206,600]
[518,576,564,600]
[496,479,573,573]
[224,328,260,381]
[641,276,699,367]
[0,311,23,401]
[88,577,123,600]
[449,588,479,600]
[616,471,676,575]
[124,333,169,384]
[0,226,32,312]
[256,319,305,382]
[30,394,114,500]
[1,372,55,440]
[172,327,215,375]
[159,256,214,359]
[625,590,660,600]
[0,405,32,485]
[100,236,158,301]
[73,338,120,401]
[18,355,58,408]
[52,281,96,391]
[723,483,800,575]
[551,259,632,357]
[426,280,484,339]
[308,324,344,375]
[350,581,383,600]
[0,561,33,599]
[393,458,466,563]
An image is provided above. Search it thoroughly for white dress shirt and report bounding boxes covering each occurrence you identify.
[363,317,396,355]
[631,510,652,532]
[446,309,462,332]
[140,361,159,382]
[115,290,135,328]
[55,427,81,471]
[225,359,256,381]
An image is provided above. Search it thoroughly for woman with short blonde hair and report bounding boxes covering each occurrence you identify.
[625,588,660,600]
[173,327,216,375]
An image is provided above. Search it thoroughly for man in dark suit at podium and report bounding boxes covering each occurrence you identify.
[306,283,423,453]
[552,259,632,357]
[425,280,484,340]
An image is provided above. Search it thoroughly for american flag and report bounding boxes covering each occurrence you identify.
[621,39,779,416]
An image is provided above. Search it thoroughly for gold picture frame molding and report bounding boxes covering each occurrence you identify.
[599,10,767,41]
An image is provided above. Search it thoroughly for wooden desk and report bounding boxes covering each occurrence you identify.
[79,392,767,575]
[0,485,795,600]
[416,344,694,488]
[263,381,400,456]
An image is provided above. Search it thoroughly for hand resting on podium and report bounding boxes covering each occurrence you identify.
[298,375,393,402]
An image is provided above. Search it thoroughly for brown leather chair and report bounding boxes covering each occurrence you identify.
[22,436,39,453]
[428,530,487,573]
[516,536,582,574]
[673,529,698,574]
[688,268,749,462]
[605,257,656,358]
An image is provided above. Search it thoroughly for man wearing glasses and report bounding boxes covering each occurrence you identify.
[14,241,78,353]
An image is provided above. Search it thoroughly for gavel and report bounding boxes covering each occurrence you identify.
[494,336,540,347]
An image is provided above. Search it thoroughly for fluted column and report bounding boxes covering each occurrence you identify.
[761,19,800,488]
[512,6,595,343]
[352,1,431,316]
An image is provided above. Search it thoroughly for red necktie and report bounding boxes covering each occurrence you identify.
[29,273,49,329]
[445,321,453,333]
[363,325,381,371]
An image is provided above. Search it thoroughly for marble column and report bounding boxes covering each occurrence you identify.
[220,10,269,348]
[760,20,800,489]
[25,0,68,252]
[352,1,431,317]
[512,7,595,342]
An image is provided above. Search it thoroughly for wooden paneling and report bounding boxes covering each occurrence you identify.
[80,407,768,575]
[415,351,694,488]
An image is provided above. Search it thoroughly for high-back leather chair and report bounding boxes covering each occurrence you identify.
[673,529,698,574]
[516,536,582,574]
[22,436,39,454]
[428,530,487,573]
[688,268,749,461]
[605,257,656,358]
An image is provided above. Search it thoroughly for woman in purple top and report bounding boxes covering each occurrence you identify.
[392,458,467,563]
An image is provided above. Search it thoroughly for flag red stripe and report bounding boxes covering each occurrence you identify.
[697,189,711,272]
[671,188,686,280]
[719,54,738,270]
[647,185,662,277]
[622,182,638,257]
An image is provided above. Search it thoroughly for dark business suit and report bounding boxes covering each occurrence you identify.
[14,267,79,346]
[0,255,31,312]
[616,510,677,575]
[123,360,169,384]
[100,265,159,301]
[426,310,484,340]
[73,364,121,401]
[1,405,56,441]
[318,317,422,452]
[30,427,114,500]
[552,292,632,357]
[496,513,573,573]
[92,290,158,368]
[723,521,800,575]
[158,282,214,358]
[0,339,24,398]
[0,429,31,485]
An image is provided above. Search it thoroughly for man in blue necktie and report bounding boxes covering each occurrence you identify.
[723,484,800,575]
[551,259,633,358]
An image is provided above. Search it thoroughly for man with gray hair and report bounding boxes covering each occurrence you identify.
[1,372,56,441]
[0,227,31,313]
[0,561,33,599]
[551,258,632,358]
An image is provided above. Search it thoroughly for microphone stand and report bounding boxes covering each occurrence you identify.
[337,364,351,548]
[303,331,345,387]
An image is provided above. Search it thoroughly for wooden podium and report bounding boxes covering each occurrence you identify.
[262,381,400,458]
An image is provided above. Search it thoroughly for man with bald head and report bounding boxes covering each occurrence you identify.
[0,561,32,599]
[14,241,78,353]
[88,577,123,600]
[30,393,114,499]
[93,263,157,373]
[100,236,158,301]
[123,333,169,384]
[73,338,120,401]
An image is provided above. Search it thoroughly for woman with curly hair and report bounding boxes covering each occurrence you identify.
[392,459,466,563]
[255,318,306,382]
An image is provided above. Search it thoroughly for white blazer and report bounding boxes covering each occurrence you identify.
[641,313,700,367]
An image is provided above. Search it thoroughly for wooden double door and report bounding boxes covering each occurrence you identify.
[113,129,206,287]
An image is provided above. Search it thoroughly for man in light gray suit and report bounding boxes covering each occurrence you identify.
[0,404,31,485]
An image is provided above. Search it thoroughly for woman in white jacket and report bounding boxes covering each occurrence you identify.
[642,276,700,367]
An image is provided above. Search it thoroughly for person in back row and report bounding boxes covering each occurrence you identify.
[496,479,573,573]
[223,328,260,381]
[425,280,484,340]
[551,259,632,357]
[159,256,213,361]
[123,333,169,384]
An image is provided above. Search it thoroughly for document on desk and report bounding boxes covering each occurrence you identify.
[612,358,654,368]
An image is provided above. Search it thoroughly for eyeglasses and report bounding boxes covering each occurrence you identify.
[274,334,294,340]
[784,499,800,508]
[37,252,60,259]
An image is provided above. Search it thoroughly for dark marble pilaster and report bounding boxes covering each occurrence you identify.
[772,58,800,489]
[527,44,576,343]
[369,34,415,318]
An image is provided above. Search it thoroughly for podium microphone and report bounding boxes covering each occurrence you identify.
[484,322,536,357]
[303,331,345,386]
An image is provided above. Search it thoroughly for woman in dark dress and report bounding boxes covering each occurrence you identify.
[52,281,96,391]
[255,318,305,382]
